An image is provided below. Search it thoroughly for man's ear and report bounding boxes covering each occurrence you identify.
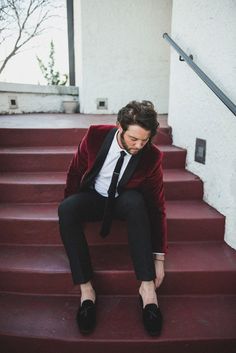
[117,122,123,133]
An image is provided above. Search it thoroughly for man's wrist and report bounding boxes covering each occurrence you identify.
[153,253,165,261]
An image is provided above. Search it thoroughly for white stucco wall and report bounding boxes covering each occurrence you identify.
[74,0,172,114]
[0,82,79,114]
[168,0,236,249]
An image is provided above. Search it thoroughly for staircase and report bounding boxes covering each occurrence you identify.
[0,114,235,353]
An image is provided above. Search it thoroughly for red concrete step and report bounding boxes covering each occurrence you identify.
[0,128,87,147]
[0,145,186,172]
[0,127,172,147]
[0,200,224,245]
[0,293,235,353]
[0,172,65,203]
[0,242,235,295]
[0,169,203,203]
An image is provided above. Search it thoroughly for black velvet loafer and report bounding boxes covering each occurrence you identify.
[139,295,163,336]
[76,299,96,334]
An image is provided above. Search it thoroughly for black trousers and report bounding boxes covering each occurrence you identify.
[58,189,156,284]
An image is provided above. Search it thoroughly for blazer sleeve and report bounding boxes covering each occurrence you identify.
[141,151,168,254]
[64,130,89,198]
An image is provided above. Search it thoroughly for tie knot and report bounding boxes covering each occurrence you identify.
[120,150,126,158]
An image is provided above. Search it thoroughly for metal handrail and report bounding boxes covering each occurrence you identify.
[163,33,236,116]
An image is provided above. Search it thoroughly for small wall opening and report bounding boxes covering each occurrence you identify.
[9,96,18,109]
[96,98,108,110]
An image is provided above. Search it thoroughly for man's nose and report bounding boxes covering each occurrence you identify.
[135,140,144,149]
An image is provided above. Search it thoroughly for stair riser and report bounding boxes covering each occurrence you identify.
[0,218,225,245]
[1,336,235,353]
[0,180,203,203]
[0,128,172,147]
[0,154,71,172]
[0,128,88,147]
[0,270,235,295]
[0,151,186,172]
[0,184,64,203]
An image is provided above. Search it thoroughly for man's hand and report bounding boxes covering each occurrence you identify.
[154,260,165,288]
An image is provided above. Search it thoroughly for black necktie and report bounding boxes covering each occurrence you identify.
[100,150,126,237]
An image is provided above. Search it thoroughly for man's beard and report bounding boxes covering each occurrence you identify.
[120,131,139,155]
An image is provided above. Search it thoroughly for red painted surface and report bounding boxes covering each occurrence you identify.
[0,126,171,147]
[0,169,203,202]
[0,200,225,244]
[0,115,235,352]
[0,294,235,353]
[0,145,186,172]
[0,242,235,295]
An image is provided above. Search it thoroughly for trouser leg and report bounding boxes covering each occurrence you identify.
[58,190,106,284]
[114,190,156,281]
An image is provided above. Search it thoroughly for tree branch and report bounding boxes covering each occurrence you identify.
[0,0,55,75]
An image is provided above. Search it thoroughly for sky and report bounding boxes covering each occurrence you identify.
[0,1,69,85]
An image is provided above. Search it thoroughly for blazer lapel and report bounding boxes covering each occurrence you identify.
[80,127,117,189]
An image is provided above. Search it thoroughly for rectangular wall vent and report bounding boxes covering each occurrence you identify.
[96,98,108,110]
[195,138,206,164]
[9,96,18,109]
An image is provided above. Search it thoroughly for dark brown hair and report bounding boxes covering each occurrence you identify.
[117,100,159,140]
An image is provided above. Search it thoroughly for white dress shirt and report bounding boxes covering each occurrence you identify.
[94,131,131,197]
[94,131,164,257]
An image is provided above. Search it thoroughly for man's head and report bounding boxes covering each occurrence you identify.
[116,100,159,155]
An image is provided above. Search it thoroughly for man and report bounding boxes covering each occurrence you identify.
[58,100,167,336]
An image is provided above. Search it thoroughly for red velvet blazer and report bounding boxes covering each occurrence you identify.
[64,125,167,253]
